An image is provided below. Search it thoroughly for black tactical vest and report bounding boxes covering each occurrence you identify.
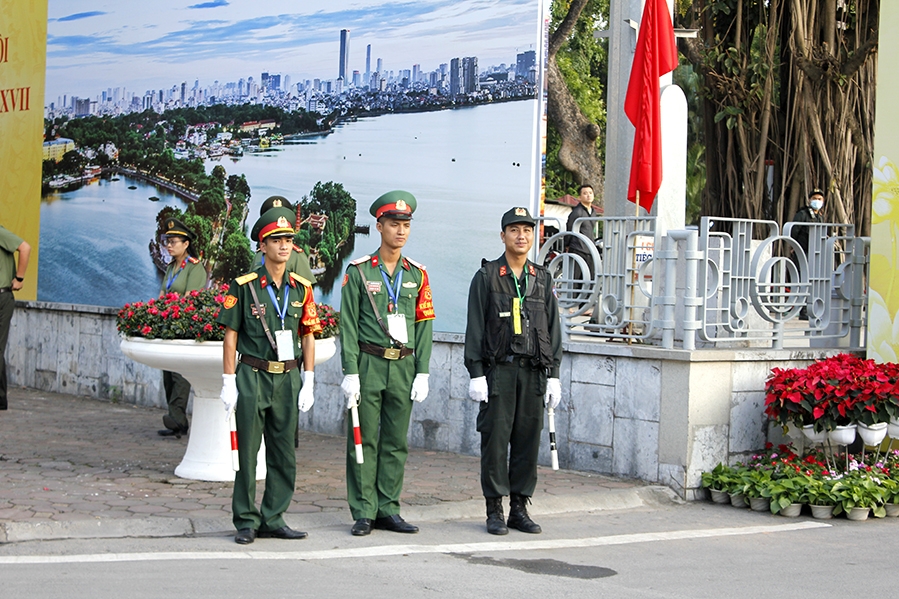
[481,259,553,369]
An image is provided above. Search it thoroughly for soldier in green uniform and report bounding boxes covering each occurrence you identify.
[0,224,31,411]
[339,190,435,536]
[250,196,317,284]
[216,207,321,545]
[157,217,208,437]
[464,207,563,535]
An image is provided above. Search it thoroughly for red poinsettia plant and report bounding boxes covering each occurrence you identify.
[117,287,229,341]
[765,354,899,432]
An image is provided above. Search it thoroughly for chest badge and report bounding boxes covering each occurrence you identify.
[251,304,266,317]
[367,281,382,293]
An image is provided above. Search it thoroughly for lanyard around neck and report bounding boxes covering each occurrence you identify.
[379,264,403,313]
[265,283,290,329]
[512,268,527,302]
[165,261,183,291]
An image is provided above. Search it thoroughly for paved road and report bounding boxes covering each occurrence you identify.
[2,502,895,599]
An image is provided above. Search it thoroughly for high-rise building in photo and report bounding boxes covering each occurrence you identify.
[516,50,536,80]
[365,44,371,80]
[462,56,478,94]
[339,29,350,81]
[449,57,461,96]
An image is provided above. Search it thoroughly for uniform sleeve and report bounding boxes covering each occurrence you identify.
[546,271,563,379]
[412,268,434,375]
[463,269,489,379]
[0,227,23,253]
[215,279,242,332]
[299,285,321,337]
[185,263,208,292]
[339,267,362,375]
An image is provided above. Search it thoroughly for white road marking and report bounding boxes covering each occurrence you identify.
[0,521,830,565]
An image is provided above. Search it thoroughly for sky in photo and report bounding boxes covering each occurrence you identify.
[46,0,542,101]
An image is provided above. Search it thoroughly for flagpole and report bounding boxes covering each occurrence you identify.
[628,191,640,344]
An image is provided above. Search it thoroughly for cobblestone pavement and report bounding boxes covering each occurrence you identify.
[0,387,662,543]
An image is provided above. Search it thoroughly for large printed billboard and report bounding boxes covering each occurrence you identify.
[34,0,547,333]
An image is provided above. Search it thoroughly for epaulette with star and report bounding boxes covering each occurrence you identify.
[235,272,259,286]
[405,257,426,270]
[187,256,200,264]
[293,244,306,254]
[349,255,371,266]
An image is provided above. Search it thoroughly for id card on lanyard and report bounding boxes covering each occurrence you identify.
[381,265,409,344]
[267,285,295,361]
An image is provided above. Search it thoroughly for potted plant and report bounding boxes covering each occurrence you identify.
[761,473,807,517]
[701,463,733,504]
[312,303,340,364]
[831,470,888,520]
[806,477,840,519]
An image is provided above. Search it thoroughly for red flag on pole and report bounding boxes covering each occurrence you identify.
[624,0,678,213]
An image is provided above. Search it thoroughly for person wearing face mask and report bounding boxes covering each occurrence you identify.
[789,189,825,320]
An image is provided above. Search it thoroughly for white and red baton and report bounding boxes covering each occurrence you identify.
[351,397,364,464]
[548,407,559,470]
[229,410,240,472]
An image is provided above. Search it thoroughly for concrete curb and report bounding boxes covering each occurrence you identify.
[0,486,680,544]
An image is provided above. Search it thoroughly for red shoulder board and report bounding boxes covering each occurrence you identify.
[188,256,200,264]
[293,244,305,254]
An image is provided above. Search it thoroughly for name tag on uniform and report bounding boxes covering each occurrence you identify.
[387,313,408,344]
[275,329,295,362]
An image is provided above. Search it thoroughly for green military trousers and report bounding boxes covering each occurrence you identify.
[233,363,301,531]
[162,370,191,429]
[0,291,13,410]
[346,352,415,520]
[477,358,547,498]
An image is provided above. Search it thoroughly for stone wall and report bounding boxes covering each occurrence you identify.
[7,301,845,499]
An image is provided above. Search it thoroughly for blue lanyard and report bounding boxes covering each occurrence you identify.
[165,261,183,291]
[265,283,290,329]
[379,265,403,313]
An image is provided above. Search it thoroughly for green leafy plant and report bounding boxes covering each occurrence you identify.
[761,474,808,514]
[831,471,888,518]
[701,463,733,492]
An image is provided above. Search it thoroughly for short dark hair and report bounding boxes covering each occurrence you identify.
[578,184,594,194]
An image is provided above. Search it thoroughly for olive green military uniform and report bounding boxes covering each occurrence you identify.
[464,253,562,499]
[340,253,435,520]
[159,256,208,430]
[216,264,319,532]
[0,225,25,411]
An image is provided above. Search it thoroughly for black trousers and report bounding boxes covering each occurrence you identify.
[477,358,547,498]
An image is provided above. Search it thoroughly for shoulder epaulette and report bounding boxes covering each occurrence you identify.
[187,256,200,264]
[235,272,258,286]
[405,256,426,270]
[349,255,371,266]
[292,244,305,254]
[289,272,312,287]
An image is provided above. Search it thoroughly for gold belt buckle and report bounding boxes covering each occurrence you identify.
[268,361,285,374]
[383,348,401,360]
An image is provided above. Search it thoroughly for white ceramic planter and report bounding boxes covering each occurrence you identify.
[802,424,827,444]
[810,504,835,519]
[857,422,888,447]
[828,424,857,446]
[846,506,870,521]
[779,503,803,518]
[120,337,266,482]
[314,336,337,365]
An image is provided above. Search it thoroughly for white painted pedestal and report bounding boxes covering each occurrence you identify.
[120,337,267,482]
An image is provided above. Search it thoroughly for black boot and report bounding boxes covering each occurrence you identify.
[507,494,542,533]
[485,497,508,535]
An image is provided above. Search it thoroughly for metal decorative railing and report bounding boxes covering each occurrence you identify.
[538,215,869,350]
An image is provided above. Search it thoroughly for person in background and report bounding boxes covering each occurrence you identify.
[157,217,208,437]
[565,184,599,280]
[789,189,825,320]
[464,207,563,536]
[251,195,317,285]
[0,224,30,411]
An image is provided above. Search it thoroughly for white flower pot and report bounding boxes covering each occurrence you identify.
[313,336,337,365]
[889,417,899,440]
[828,424,857,446]
[810,504,835,519]
[885,503,899,518]
[120,337,267,482]
[749,496,771,512]
[729,492,747,508]
[779,503,803,518]
[857,422,888,446]
[846,506,870,521]
[802,424,827,444]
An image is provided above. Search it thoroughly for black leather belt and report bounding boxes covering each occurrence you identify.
[239,355,298,374]
[359,342,413,361]
[0,287,11,294]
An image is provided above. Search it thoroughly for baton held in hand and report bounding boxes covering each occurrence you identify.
[548,407,559,471]
[350,397,364,464]
[229,410,240,472]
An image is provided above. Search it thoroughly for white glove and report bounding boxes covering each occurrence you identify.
[545,377,562,410]
[410,373,429,403]
[341,374,360,409]
[298,371,315,412]
[221,373,238,413]
[469,376,489,403]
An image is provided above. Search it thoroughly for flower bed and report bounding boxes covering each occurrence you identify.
[703,442,899,519]
[117,288,339,341]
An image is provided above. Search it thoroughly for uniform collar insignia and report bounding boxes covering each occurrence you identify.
[499,265,507,277]
[371,255,379,267]
[402,258,409,270]
[260,275,268,288]
[287,274,296,288]
[179,258,187,269]
[528,264,536,276]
